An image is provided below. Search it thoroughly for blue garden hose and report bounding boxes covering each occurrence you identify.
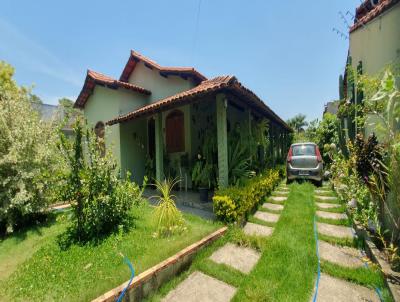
[312,216,321,302]
[116,256,135,302]
[312,216,384,302]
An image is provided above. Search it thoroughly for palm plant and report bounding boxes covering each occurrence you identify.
[286,114,308,133]
[152,178,184,237]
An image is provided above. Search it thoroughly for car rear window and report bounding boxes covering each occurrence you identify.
[292,144,316,156]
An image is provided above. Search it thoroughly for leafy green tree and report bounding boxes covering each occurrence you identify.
[58,120,143,244]
[287,114,308,133]
[0,61,62,235]
[316,113,339,164]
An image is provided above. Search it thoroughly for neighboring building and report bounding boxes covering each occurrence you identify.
[323,100,340,116]
[32,102,74,136]
[340,0,400,141]
[74,50,291,187]
[349,0,400,76]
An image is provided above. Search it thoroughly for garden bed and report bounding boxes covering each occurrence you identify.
[0,203,221,301]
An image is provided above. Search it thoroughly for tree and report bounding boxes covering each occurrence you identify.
[286,114,308,133]
[305,119,319,143]
[58,97,74,108]
[316,113,339,164]
[0,61,62,235]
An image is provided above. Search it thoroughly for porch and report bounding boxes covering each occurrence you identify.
[107,76,292,189]
[143,188,215,220]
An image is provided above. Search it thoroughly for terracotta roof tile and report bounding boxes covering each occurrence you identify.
[119,50,207,83]
[350,0,400,32]
[74,70,151,109]
[107,76,291,131]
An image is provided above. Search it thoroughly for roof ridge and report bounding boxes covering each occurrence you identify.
[351,0,399,32]
[119,50,207,82]
[74,69,151,109]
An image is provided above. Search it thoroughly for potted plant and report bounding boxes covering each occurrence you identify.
[191,160,212,202]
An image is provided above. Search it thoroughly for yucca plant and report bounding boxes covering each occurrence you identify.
[152,178,185,237]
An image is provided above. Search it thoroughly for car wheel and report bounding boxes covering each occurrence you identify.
[316,180,323,187]
[286,178,292,185]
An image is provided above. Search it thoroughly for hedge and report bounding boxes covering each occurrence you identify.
[213,168,282,223]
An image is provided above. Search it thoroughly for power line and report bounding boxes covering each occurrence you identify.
[191,0,202,65]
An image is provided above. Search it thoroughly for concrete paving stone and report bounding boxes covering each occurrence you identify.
[316,210,347,220]
[315,195,337,201]
[243,222,274,237]
[318,240,365,268]
[263,203,284,211]
[269,196,287,203]
[316,202,341,209]
[254,211,280,223]
[317,222,354,239]
[209,243,261,274]
[315,189,332,194]
[314,273,379,302]
[162,271,237,302]
[273,191,289,195]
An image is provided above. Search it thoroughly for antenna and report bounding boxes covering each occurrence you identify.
[332,27,349,40]
[338,11,351,28]
[346,10,368,30]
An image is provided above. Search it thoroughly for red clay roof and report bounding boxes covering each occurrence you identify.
[119,50,207,83]
[107,76,291,131]
[74,70,151,109]
[350,0,400,32]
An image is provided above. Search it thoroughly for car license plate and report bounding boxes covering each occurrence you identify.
[299,171,309,176]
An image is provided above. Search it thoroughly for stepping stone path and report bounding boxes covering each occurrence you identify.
[317,222,354,239]
[263,203,284,211]
[274,190,288,195]
[316,210,347,220]
[162,271,236,302]
[270,196,287,203]
[243,222,273,237]
[209,243,261,274]
[315,195,337,201]
[318,241,365,268]
[316,202,341,209]
[254,211,280,223]
[314,273,379,302]
[315,189,331,194]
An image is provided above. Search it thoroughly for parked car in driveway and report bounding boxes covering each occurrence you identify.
[286,142,323,186]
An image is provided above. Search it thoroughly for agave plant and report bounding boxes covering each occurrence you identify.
[152,178,185,237]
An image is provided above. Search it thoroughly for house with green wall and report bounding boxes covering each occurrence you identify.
[74,50,291,188]
[339,0,400,141]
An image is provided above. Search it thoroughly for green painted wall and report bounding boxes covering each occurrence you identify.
[127,61,197,103]
[83,85,148,168]
[119,118,147,184]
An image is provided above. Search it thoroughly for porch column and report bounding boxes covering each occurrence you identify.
[155,112,164,182]
[216,93,229,188]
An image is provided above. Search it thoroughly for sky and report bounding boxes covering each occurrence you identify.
[0,0,360,122]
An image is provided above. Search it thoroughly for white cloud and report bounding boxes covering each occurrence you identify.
[0,18,81,87]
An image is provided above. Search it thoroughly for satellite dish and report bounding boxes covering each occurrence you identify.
[371,0,379,7]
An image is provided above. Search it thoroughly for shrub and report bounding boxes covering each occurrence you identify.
[0,61,62,234]
[213,169,281,223]
[58,121,143,244]
[152,178,185,237]
[213,196,238,223]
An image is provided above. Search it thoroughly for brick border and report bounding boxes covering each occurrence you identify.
[92,226,228,302]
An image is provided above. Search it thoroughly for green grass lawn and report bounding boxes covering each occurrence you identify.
[0,203,221,302]
[147,182,394,302]
[0,215,67,282]
[147,182,317,302]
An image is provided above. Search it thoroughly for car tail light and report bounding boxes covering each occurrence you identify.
[315,146,322,162]
[287,147,293,162]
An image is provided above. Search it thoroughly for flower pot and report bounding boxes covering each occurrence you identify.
[198,187,209,203]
